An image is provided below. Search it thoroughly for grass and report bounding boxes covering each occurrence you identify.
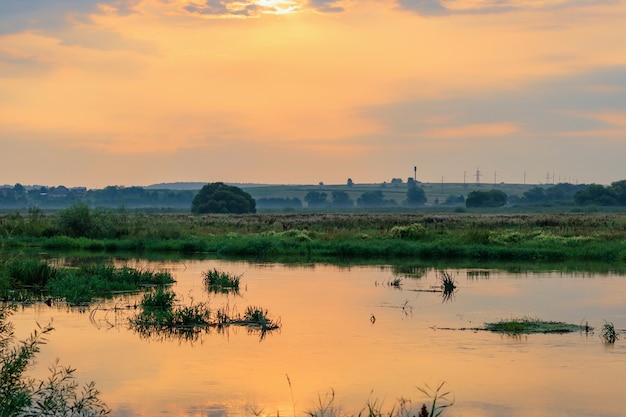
[0,257,176,304]
[302,382,454,417]
[484,317,589,334]
[600,321,619,344]
[202,268,241,294]
[438,271,457,303]
[129,288,280,340]
[4,212,626,264]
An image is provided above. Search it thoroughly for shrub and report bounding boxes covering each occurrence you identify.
[390,223,427,240]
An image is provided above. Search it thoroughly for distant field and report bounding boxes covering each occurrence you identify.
[241,182,544,206]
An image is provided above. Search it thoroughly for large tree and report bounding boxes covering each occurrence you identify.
[465,190,507,208]
[191,182,256,214]
[406,183,427,206]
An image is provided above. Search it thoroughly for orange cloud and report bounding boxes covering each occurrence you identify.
[420,123,520,139]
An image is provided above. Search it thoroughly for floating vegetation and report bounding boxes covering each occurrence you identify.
[600,321,619,344]
[129,288,280,341]
[438,271,457,303]
[304,382,454,417]
[484,317,589,334]
[202,268,241,294]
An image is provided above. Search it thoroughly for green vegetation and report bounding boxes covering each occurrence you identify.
[304,382,453,417]
[191,182,256,214]
[484,317,588,334]
[202,268,241,294]
[129,287,280,341]
[465,189,507,208]
[0,257,175,304]
[438,271,457,302]
[600,321,619,344]
[0,305,110,416]
[3,212,626,264]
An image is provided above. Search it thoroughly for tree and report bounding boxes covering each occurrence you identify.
[304,190,328,208]
[574,184,618,206]
[191,182,256,214]
[332,191,354,208]
[357,190,396,207]
[465,190,507,208]
[57,203,95,237]
[608,180,626,205]
[346,178,354,187]
[406,183,426,206]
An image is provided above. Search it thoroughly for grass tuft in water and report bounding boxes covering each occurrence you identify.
[600,321,619,344]
[485,317,588,334]
[202,268,241,294]
[438,271,457,302]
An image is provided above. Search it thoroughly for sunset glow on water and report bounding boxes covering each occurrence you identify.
[10,260,626,416]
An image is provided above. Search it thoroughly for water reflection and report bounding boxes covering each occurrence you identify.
[10,260,626,417]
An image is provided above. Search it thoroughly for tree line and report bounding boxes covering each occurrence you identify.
[2,180,626,212]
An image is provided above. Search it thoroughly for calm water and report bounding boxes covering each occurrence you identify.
[11,259,626,417]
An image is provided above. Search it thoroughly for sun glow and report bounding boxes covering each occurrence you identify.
[256,0,301,14]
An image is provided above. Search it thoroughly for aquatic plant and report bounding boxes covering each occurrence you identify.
[600,321,619,344]
[202,268,241,294]
[304,383,453,417]
[417,382,454,417]
[438,271,457,302]
[45,265,175,305]
[485,317,588,334]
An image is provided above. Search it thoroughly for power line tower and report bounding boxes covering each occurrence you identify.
[475,167,481,186]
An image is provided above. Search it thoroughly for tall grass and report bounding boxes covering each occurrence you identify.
[5,212,626,263]
[202,268,241,294]
[42,264,175,305]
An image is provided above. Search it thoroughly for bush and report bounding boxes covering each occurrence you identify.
[0,305,110,416]
[390,223,427,240]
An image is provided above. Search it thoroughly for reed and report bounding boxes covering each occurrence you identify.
[484,317,588,334]
[600,321,619,344]
[203,268,241,294]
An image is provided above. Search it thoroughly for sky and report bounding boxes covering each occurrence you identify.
[1,0,625,188]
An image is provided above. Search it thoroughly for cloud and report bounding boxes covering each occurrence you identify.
[0,50,56,78]
[308,0,345,13]
[396,0,616,16]
[0,1,141,35]
[180,0,345,18]
[362,66,626,143]
[182,0,307,17]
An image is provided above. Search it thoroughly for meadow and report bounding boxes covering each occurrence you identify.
[2,211,626,266]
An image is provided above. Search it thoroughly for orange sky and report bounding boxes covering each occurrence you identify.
[1,0,625,187]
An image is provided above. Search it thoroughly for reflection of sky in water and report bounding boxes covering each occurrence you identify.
[10,261,626,417]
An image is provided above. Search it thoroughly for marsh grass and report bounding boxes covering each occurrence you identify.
[600,321,619,344]
[6,213,626,263]
[304,383,453,417]
[203,268,241,294]
[484,317,588,334]
[438,271,457,302]
[45,265,175,305]
[130,289,280,340]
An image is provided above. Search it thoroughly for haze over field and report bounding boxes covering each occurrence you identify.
[1,0,625,188]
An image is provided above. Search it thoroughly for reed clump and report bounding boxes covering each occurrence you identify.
[600,321,619,344]
[484,317,588,334]
[203,268,241,294]
[129,288,280,339]
[0,257,175,304]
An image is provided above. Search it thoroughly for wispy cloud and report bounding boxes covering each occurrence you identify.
[396,0,617,16]
[363,66,626,143]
